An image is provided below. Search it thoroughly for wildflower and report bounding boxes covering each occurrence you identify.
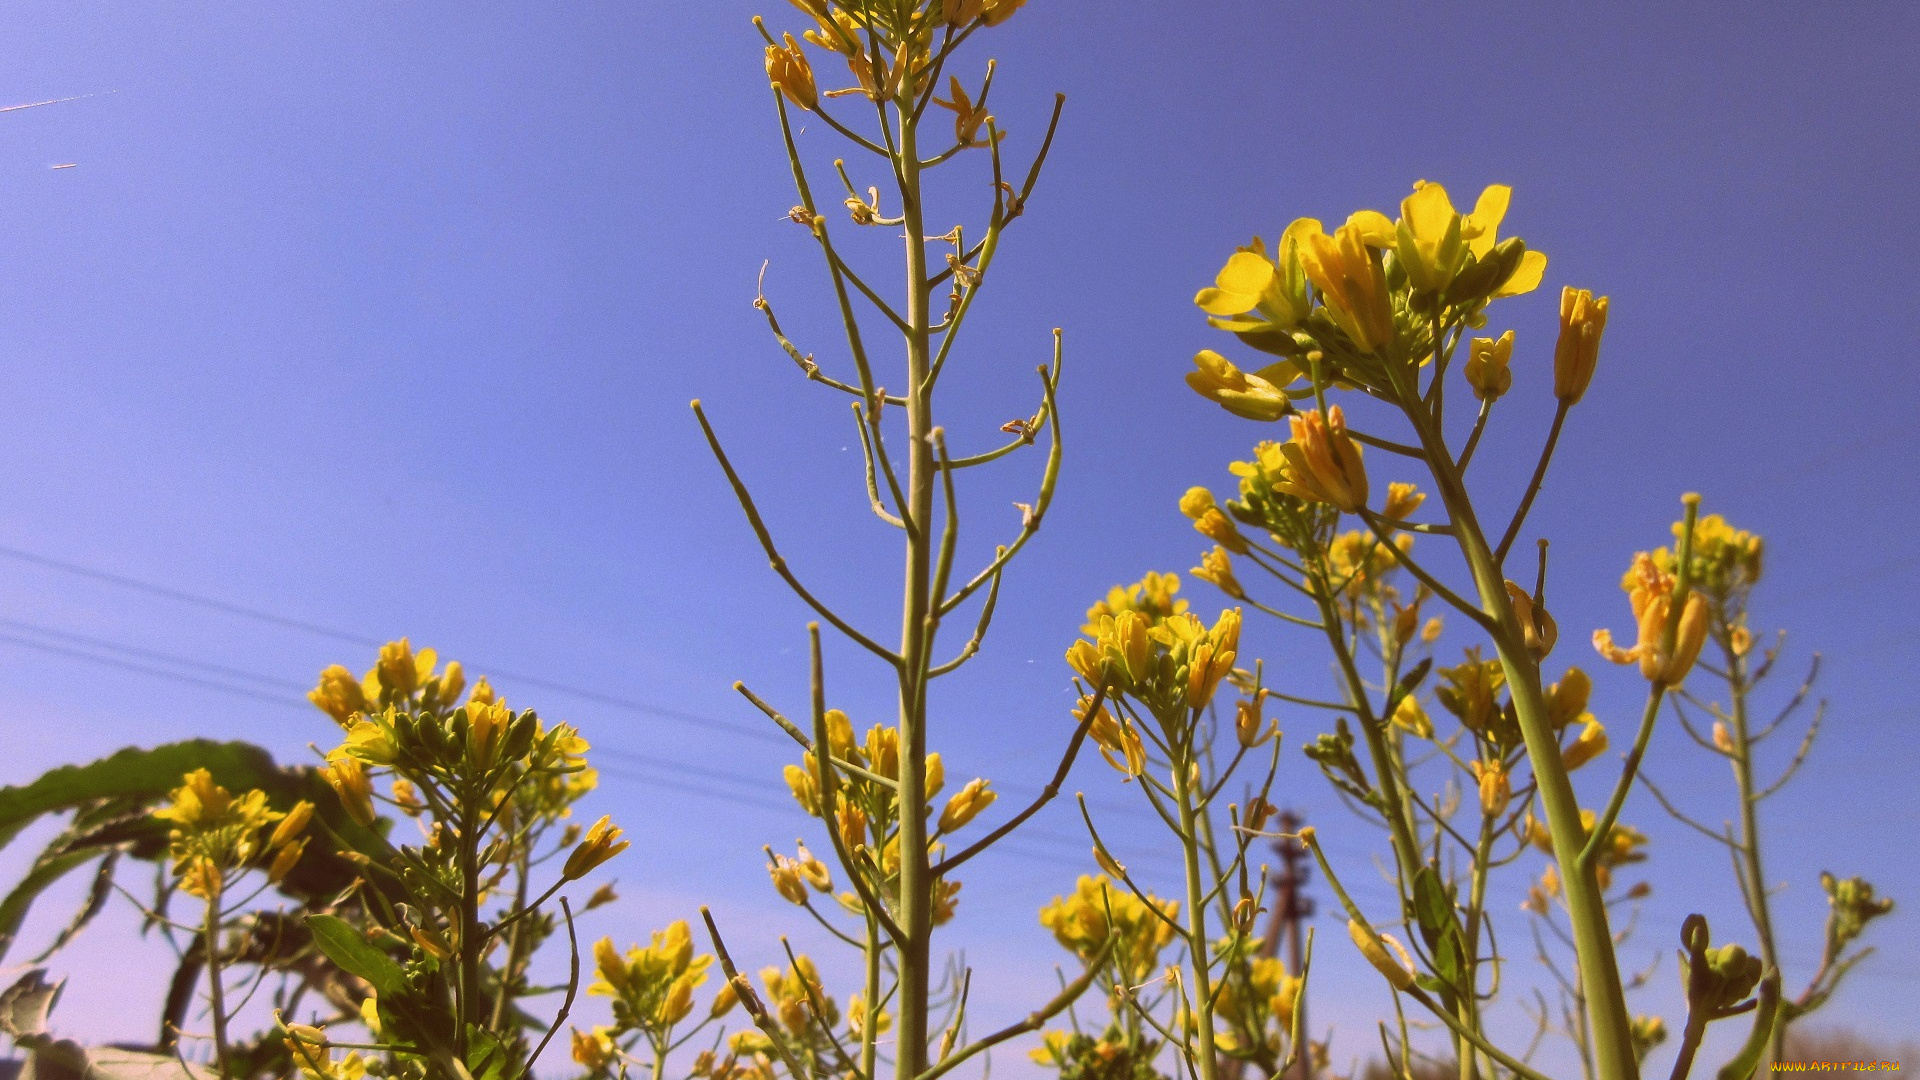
[1192,546,1245,600]
[1545,667,1593,730]
[1273,407,1368,513]
[1561,719,1609,771]
[572,1028,616,1070]
[1593,553,1709,686]
[932,76,992,146]
[564,815,630,880]
[1457,185,1548,297]
[1082,572,1186,635]
[410,925,453,962]
[1821,873,1894,949]
[308,665,367,726]
[1185,349,1298,422]
[321,756,376,827]
[1296,216,1396,353]
[765,33,816,111]
[1397,181,1471,293]
[1553,287,1610,405]
[1347,919,1416,990]
[1235,694,1274,748]
[1194,229,1311,333]
[1382,482,1424,520]
[1465,331,1514,401]
[938,778,996,833]
[1180,486,1250,553]
[1469,759,1512,817]
[375,638,433,698]
[267,837,307,884]
[1185,609,1241,709]
[768,855,808,905]
[1075,695,1145,777]
[1391,694,1433,738]
[1040,875,1179,984]
[1631,1016,1669,1065]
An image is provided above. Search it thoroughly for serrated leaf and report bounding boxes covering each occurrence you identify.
[306,915,405,998]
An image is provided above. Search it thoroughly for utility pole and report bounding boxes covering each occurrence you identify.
[1223,810,1315,1080]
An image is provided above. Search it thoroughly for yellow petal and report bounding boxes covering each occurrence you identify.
[1493,249,1548,297]
[1345,210,1397,248]
[1402,181,1456,241]
[1216,250,1276,296]
[1195,287,1257,317]
[1467,185,1512,251]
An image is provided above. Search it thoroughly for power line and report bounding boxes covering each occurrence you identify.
[0,541,780,745]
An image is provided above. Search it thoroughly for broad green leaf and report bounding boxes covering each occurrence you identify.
[0,740,283,854]
[1411,866,1451,937]
[306,914,405,997]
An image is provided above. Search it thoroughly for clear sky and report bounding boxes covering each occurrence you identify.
[1,2,1915,1076]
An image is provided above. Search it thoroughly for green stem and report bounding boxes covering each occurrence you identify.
[894,65,936,1080]
[203,894,232,1080]
[457,790,482,1062]
[1726,642,1783,1067]
[1410,406,1638,1080]
[1175,742,1220,1080]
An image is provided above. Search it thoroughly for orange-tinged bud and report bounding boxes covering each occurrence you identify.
[765,33,817,111]
[1276,407,1368,513]
[1505,580,1557,660]
[1382,482,1425,521]
[1561,720,1609,772]
[1712,721,1734,755]
[938,778,996,833]
[1471,761,1512,818]
[1553,287,1609,404]
[572,1028,615,1070]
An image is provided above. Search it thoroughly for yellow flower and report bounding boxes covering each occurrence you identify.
[465,699,512,769]
[765,33,816,111]
[1195,228,1312,332]
[1504,579,1557,660]
[768,855,808,905]
[1457,185,1549,297]
[1545,667,1593,730]
[269,800,313,849]
[1040,875,1178,985]
[322,756,377,827]
[1296,217,1396,353]
[1082,572,1186,636]
[938,778,996,833]
[1382,481,1425,521]
[1192,546,1245,600]
[1185,608,1241,709]
[1391,694,1432,739]
[932,76,991,147]
[1075,695,1145,777]
[1180,486,1249,554]
[410,925,453,962]
[565,815,630,880]
[1469,760,1512,818]
[1274,406,1368,513]
[1593,553,1709,686]
[375,638,434,698]
[1561,719,1610,772]
[267,837,307,884]
[1464,331,1514,401]
[1553,287,1610,404]
[308,665,367,726]
[571,1027,616,1071]
[341,716,397,765]
[1185,349,1298,422]
[1397,181,1471,293]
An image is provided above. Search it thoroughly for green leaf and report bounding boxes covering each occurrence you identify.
[0,740,284,854]
[1411,866,1450,937]
[306,914,405,997]
[1432,926,1467,992]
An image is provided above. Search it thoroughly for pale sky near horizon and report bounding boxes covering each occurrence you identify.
[0,2,1916,1076]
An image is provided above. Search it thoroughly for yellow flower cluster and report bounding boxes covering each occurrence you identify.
[153,769,310,899]
[1188,182,1549,412]
[1038,875,1179,986]
[1213,954,1301,1059]
[1081,571,1188,636]
[1648,512,1764,598]
[590,920,720,1038]
[1067,600,1240,724]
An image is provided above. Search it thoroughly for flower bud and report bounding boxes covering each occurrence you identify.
[321,757,376,827]
[1561,720,1609,772]
[1712,721,1735,754]
[1193,546,1246,600]
[765,33,817,111]
[563,815,629,880]
[270,800,314,849]
[938,778,996,833]
[572,1028,615,1071]
[308,665,368,726]
[1276,407,1368,514]
[1553,287,1609,405]
[1464,331,1514,401]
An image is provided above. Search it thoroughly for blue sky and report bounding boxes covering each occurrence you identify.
[0,1,1915,1076]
